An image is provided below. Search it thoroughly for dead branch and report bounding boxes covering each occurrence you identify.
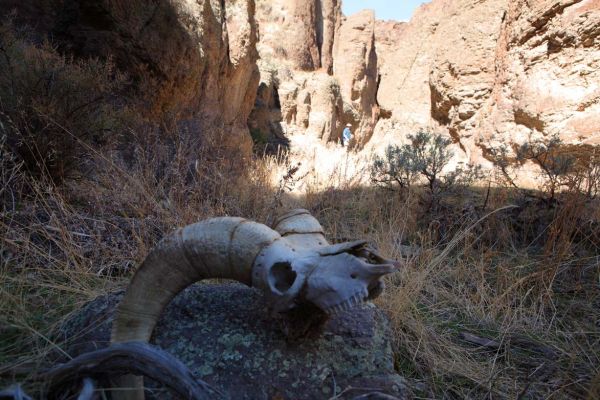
[40,342,219,400]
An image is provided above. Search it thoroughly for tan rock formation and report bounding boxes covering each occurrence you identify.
[3,0,260,153]
[255,0,341,72]
[252,0,346,147]
[252,1,381,149]
[478,0,600,154]
[333,10,379,145]
[371,0,508,160]
[371,0,599,165]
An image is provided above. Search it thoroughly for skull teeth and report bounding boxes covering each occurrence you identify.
[326,288,369,315]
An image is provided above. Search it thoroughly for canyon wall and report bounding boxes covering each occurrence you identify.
[372,0,600,164]
[370,0,509,159]
[333,10,379,146]
[3,0,598,162]
[2,0,261,153]
[254,0,599,165]
[478,0,600,154]
[250,0,379,149]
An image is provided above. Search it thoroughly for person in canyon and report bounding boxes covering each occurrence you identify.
[342,123,353,148]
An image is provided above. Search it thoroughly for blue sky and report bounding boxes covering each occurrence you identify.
[342,0,428,21]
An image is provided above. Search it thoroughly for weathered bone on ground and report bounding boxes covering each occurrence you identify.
[110,209,398,399]
[112,209,397,345]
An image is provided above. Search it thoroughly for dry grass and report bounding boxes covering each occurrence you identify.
[2,137,600,398]
[297,175,599,399]
[0,128,282,394]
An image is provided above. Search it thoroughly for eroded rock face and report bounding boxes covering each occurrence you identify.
[57,283,412,400]
[255,0,341,72]
[251,0,345,147]
[477,0,600,154]
[371,0,600,163]
[252,1,380,149]
[2,0,261,153]
[370,0,508,159]
[333,10,379,145]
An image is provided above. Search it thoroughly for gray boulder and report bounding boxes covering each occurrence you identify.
[57,283,411,399]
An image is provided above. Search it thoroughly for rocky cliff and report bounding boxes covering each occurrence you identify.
[250,0,379,150]
[253,0,599,168]
[2,0,261,153]
[333,10,379,146]
[372,0,600,164]
[3,0,597,165]
[478,0,600,153]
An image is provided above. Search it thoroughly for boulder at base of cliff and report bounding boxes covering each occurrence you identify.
[56,283,411,400]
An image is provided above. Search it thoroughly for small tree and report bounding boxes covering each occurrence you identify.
[487,143,520,189]
[409,131,453,196]
[516,134,575,202]
[370,143,419,189]
[371,131,455,191]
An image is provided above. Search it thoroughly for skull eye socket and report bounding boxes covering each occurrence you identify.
[269,262,297,293]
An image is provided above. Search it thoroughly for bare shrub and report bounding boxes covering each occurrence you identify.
[0,21,128,183]
[516,134,575,202]
[489,134,600,202]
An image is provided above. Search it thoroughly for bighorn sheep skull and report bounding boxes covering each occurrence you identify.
[110,209,397,399]
[254,209,397,315]
[112,209,397,344]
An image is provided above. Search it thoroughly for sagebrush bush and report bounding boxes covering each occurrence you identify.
[371,131,483,210]
[489,134,600,202]
[516,134,575,201]
[0,22,128,182]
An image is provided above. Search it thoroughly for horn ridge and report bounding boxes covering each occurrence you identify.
[112,218,281,345]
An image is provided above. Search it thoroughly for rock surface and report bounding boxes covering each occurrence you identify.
[333,10,379,145]
[369,0,508,159]
[477,0,600,154]
[371,0,600,165]
[3,0,598,171]
[251,0,381,149]
[57,283,411,400]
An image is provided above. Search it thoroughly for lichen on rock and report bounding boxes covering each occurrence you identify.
[56,283,412,400]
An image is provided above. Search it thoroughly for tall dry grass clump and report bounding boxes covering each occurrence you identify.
[0,128,280,395]
[0,23,278,394]
[297,160,599,399]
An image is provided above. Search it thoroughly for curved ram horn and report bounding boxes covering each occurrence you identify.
[273,209,328,248]
[110,212,397,400]
[111,217,280,400]
[112,217,280,343]
[41,342,218,400]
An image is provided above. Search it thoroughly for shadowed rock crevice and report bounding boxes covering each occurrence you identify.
[1,0,260,155]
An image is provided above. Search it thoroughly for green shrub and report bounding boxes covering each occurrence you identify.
[371,131,482,208]
[371,142,419,189]
[0,22,128,182]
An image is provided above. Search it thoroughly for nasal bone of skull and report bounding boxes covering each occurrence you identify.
[304,253,396,313]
